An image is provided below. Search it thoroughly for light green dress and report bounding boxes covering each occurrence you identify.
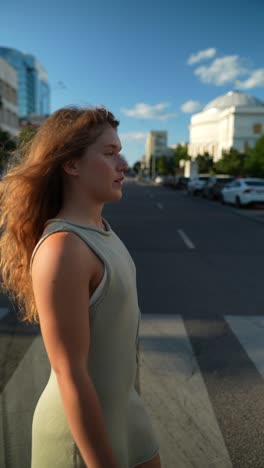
[30,217,160,468]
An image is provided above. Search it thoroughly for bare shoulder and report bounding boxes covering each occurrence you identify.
[31,230,96,280]
[31,230,95,376]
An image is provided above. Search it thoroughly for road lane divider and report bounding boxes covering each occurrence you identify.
[177,229,195,249]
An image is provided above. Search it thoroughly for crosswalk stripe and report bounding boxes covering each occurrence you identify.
[4,314,264,467]
[139,314,232,467]
[225,315,264,378]
[0,336,50,468]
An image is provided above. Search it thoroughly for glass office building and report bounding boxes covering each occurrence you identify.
[0,47,50,117]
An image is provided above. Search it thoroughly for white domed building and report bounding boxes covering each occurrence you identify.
[188,90,264,162]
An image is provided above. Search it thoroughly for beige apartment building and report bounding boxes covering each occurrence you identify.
[144,131,168,170]
[0,57,19,138]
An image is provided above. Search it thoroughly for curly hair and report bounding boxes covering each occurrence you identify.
[0,105,119,325]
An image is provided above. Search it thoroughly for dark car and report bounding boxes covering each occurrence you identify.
[202,175,235,200]
[163,175,176,187]
[174,176,189,190]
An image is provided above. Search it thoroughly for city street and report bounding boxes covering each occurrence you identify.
[2,178,264,467]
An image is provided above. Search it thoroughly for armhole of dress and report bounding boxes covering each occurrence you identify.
[30,227,110,311]
[89,266,107,307]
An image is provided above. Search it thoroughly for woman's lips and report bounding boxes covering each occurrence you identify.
[114,177,125,182]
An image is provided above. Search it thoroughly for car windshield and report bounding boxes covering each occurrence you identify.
[245,180,264,187]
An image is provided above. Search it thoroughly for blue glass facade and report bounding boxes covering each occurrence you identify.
[0,47,50,117]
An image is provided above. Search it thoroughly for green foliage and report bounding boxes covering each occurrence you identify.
[19,125,37,145]
[243,135,264,177]
[131,136,264,179]
[213,148,248,176]
[196,152,214,174]
[172,144,191,169]
[133,161,141,174]
[0,129,17,175]
[156,155,174,175]
[176,144,190,160]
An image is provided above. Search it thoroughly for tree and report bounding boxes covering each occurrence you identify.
[244,135,264,177]
[172,144,191,171]
[213,148,248,176]
[133,161,141,174]
[156,155,173,175]
[196,152,214,174]
[19,125,37,145]
[0,129,17,175]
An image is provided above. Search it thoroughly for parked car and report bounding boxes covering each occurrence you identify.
[202,175,235,200]
[174,176,189,190]
[143,175,151,182]
[163,175,176,187]
[187,175,211,196]
[221,178,264,208]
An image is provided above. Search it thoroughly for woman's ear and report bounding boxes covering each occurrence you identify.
[62,159,79,176]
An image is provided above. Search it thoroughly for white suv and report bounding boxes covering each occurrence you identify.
[187,175,211,196]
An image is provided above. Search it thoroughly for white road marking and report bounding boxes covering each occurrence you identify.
[0,308,9,320]
[157,202,163,210]
[2,315,263,467]
[225,316,264,378]
[139,314,232,467]
[178,229,195,249]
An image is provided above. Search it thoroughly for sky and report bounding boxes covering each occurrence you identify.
[1,0,264,167]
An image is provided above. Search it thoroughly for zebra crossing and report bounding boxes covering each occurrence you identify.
[1,313,264,467]
[138,314,264,468]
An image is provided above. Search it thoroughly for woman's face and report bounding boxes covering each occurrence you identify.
[64,125,129,202]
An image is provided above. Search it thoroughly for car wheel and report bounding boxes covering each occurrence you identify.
[235,196,242,208]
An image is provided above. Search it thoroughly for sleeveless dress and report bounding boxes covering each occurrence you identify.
[30,216,160,468]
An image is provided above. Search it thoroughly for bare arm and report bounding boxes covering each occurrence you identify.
[31,231,119,468]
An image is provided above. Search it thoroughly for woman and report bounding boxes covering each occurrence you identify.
[0,106,162,468]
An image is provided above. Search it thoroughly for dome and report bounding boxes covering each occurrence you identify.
[204,90,264,111]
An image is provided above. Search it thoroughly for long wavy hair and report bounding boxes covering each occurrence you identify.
[0,106,119,325]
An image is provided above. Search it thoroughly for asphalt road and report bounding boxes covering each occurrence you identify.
[2,179,264,468]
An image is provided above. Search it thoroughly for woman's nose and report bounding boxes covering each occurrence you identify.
[118,156,129,171]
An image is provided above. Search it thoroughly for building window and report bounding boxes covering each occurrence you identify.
[253,123,262,134]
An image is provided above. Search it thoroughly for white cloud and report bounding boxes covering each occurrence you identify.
[187,48,217,65]
[181,100,203,113]
[194,55,249,85]
[238,69,264,89]
[119,132,148,141]
[121,102,178,120]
